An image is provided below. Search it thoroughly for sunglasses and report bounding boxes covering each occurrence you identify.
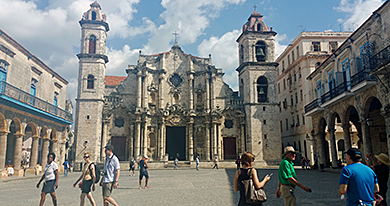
[84,156,90,159]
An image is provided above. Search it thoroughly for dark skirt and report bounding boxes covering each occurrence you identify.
[42,180,55,194]
[81,179,93,194]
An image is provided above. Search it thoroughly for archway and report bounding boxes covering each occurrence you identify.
[318,118,330,168]
[365,97,387,154]
[6,118,22,166]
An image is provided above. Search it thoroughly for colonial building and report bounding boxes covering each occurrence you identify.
[276,31,351,163]
[74,2,281,167]
[0,29,73,178]
[305,0,390,169]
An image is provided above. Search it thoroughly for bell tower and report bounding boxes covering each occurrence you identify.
[236,10,281,165]
[74,1,109,165]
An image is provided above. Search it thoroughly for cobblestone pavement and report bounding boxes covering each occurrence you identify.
[1,168,389,206]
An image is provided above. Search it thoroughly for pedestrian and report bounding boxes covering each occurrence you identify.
[276,146,312,206]
[99,145,120,206]
[196,156,200,171]
[63,159,69,177]
[129,157,136,176]
[338,148,379,206]
[305,158,311,170]
[313,154,318,170]
[70,161,74,173]
[366,153,389,206]
[139,155,150,189]
[36,152,59,206]
[235,156,241,170]
[212,156,219,169]
[174,157,178,170]
[73,153,96,206]
[301,157,306,170]
[234,152,272,206]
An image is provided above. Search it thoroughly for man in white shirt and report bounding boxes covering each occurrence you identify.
[99,145,120,206]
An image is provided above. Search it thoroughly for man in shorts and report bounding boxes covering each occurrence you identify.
[99,145,120,206]
[139,155,149,189]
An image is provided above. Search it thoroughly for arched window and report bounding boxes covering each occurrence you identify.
[256,23,261,31]
[89,35,96,54]
[87,75,94,89]
[92,11,97,20]
[257,76,268,102]
[0,60,8,82]
[255,41,266,62]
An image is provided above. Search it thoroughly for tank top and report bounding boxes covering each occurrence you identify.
[139,159,147,172]
[83,162,92,180]
[237,168,262,206]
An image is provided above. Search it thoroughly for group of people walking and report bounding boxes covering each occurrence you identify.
[234,146,389,206]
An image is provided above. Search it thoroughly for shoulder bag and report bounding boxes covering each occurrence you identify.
[241,168,267,204]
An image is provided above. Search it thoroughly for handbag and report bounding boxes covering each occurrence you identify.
[241,168,267,204]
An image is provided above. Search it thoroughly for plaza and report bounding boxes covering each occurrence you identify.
[1,167,386,206]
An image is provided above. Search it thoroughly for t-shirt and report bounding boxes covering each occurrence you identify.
[339,163,377,206]
[103,154,120,183]
[278,157,297,185]
[44,161,58,181]
[374,164,389,193]
[174,159,178,165]
[139,159,147,172]
[63,161,69,169]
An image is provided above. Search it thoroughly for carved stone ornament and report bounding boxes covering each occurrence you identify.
[168,115,182,125]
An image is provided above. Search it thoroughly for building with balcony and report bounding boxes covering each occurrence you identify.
[305,0,390,169]
[276,31,350,164]
[0,29,72,177]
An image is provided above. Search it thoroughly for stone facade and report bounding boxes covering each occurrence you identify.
[276,32,350,164]
[305,1,390,169]
[74,4,281,167]
[0,29,72,178]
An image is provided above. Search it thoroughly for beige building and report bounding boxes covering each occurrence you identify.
[0,29,73,178]
[74,2,281,168]
[305,0,390,169]
[276,32,350,164]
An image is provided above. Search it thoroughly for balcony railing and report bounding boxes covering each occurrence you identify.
[320,82,349,104]
[304,98,320,114]
[0,81,72,122]
[350,69,376,88]
[371,44,390,73]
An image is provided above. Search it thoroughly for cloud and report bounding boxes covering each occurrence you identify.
[198,30,241,89]
[335,0,384,31]
[106,45,140,75]
[275,34,288,59]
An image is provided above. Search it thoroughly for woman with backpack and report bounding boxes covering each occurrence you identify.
[73,152,96,206]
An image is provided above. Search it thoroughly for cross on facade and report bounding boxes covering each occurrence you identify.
[172,31,179,44]
[254,5,257,11]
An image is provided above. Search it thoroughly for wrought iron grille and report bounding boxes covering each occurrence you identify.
[169,73,183,87]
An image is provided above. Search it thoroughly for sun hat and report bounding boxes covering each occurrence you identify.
[283,146,298,155]
[344,148,362,162]
[375,153,390,165]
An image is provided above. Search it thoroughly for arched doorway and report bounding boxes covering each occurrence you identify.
[365,97,387,154]
[6,118,22,167]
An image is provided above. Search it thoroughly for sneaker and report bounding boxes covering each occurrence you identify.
[139,186,143,189]
[146,186,150,189]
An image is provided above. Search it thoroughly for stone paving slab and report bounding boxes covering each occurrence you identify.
[0,168,388,205]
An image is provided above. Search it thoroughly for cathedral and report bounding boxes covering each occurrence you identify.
[74,1,281,167]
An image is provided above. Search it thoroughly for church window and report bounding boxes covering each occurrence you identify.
[255,41,266,62]
[256,23,261,31]
[169,73,183,87]
[224,120,233,129]
[263,120,266,125]
[87,74,94,89]
[312,42,321,52]
[89,35,96,54]
[263,107,265,111]
[86,115,90,120]
[257,76,268,102]
[114,118,124,128]
[92,11,97,20]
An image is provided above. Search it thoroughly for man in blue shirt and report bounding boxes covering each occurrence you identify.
[338,148,379,206]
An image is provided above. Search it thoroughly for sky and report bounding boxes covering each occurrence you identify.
[0,0,386,106]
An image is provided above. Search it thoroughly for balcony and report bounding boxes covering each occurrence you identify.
[320,82,353,108]
[371,44,390,75]
[0,81,72,124]
[350,69,376,93]
[304,98,323,116]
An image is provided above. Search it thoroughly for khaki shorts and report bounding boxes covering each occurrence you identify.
[102,182,113,197]
[280,184,297,206]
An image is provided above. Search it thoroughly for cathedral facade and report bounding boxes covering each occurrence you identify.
[74,2,281,166]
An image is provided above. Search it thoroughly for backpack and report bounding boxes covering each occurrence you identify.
[89,163,100,184]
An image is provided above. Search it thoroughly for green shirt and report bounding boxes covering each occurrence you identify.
[278,157,297,185]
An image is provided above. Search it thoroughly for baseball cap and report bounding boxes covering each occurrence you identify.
[105,145,114,152]
[344,148,362,162]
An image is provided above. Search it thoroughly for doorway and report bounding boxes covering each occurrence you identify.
[223,137,236,160]
[166,126,186,160]
[111,136,126,161]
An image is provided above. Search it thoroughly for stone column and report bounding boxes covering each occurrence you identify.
[137,73,142,108]
[143,73,148,108]
[159,119,165,159]
[205,74,210,111]
[134,118,141,158]
[212,122,217,158]
[317,131,327,169]
[361,120,373,159]
[205,121,210,160]
[188,117,194,161]
[210,74,215,109]
[30,135,39,167]
[129,124,134,159]
[342,124,351,151]
[143,120,148,156]
[159,74,164,110]
[240,122,245,154]
[189,71,194,111]
[0,131,8,169]
[101,121,109,162]
[41,138,50,166]
[328,127,338,168]
[13,134,23,176]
